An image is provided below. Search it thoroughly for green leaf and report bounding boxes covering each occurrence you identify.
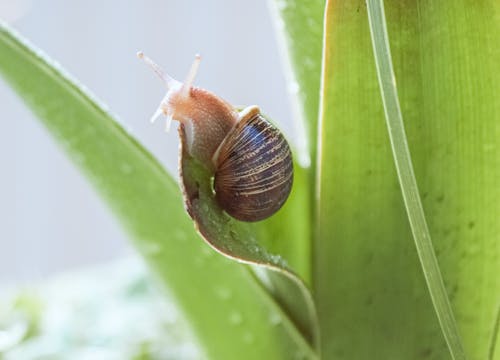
[315,1,499,359]
[257,160,312,283]
[269,0,325,166]
[0,23,316,360]
[366,1,465,359]
[267,3,326,347]
[269,0,326,297]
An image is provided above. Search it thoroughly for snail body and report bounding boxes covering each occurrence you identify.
[138,52,293,222]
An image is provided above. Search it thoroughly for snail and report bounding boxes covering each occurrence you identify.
[138,52,293,222]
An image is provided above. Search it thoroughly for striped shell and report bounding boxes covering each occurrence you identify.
[213,112,293,222]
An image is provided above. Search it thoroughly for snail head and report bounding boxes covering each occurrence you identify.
[137,51,201,132]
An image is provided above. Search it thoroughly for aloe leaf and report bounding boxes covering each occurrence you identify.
[315,1,499,359]
[256,160,312,283]
[267,2,326,340]
[269,0,325,166]
[179,126,319,349]
[0,23,316,360]
[316,4,441,357]
[366,1,466,359]
[381,2,499,358]
[268,0,326,294]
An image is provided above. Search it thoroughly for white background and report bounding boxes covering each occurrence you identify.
[0,0,294,285]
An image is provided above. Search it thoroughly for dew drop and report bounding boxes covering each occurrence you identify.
[201,246,214,258]
[306,18,317,28]
[466,243,481,256]
[193,256,205,268]
[242,332,254,344]
[120,163,133,175]
[174,230,188,243]
[268,253,287,268]
[229,311,243,325]
[269,312,282,326]
[483,143,495,152]
[214,286,232,301]
[304,57,315,70]
[138,242,162,257]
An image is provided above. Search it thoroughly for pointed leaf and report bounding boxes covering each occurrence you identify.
[0,23,316,360]
[315,1,499,359]
[270,0,325,165]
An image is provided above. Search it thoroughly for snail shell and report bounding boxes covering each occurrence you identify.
[213,109,293,222]
[138,52,293,222]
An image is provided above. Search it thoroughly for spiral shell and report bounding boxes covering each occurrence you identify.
[213,112,293,222]
[138,52,294,222]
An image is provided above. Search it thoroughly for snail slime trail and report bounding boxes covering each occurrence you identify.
[138,52,293,222]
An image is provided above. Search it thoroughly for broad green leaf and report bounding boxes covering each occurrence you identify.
[316,1,499,359]
[269,0,325,166]
[268,0,327,306]
[0,23,316,360]
[366,1,465,359]
[269,0,325,322]
[257,160,312,282]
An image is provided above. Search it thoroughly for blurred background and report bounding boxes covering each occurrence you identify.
[0,0,294,285]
